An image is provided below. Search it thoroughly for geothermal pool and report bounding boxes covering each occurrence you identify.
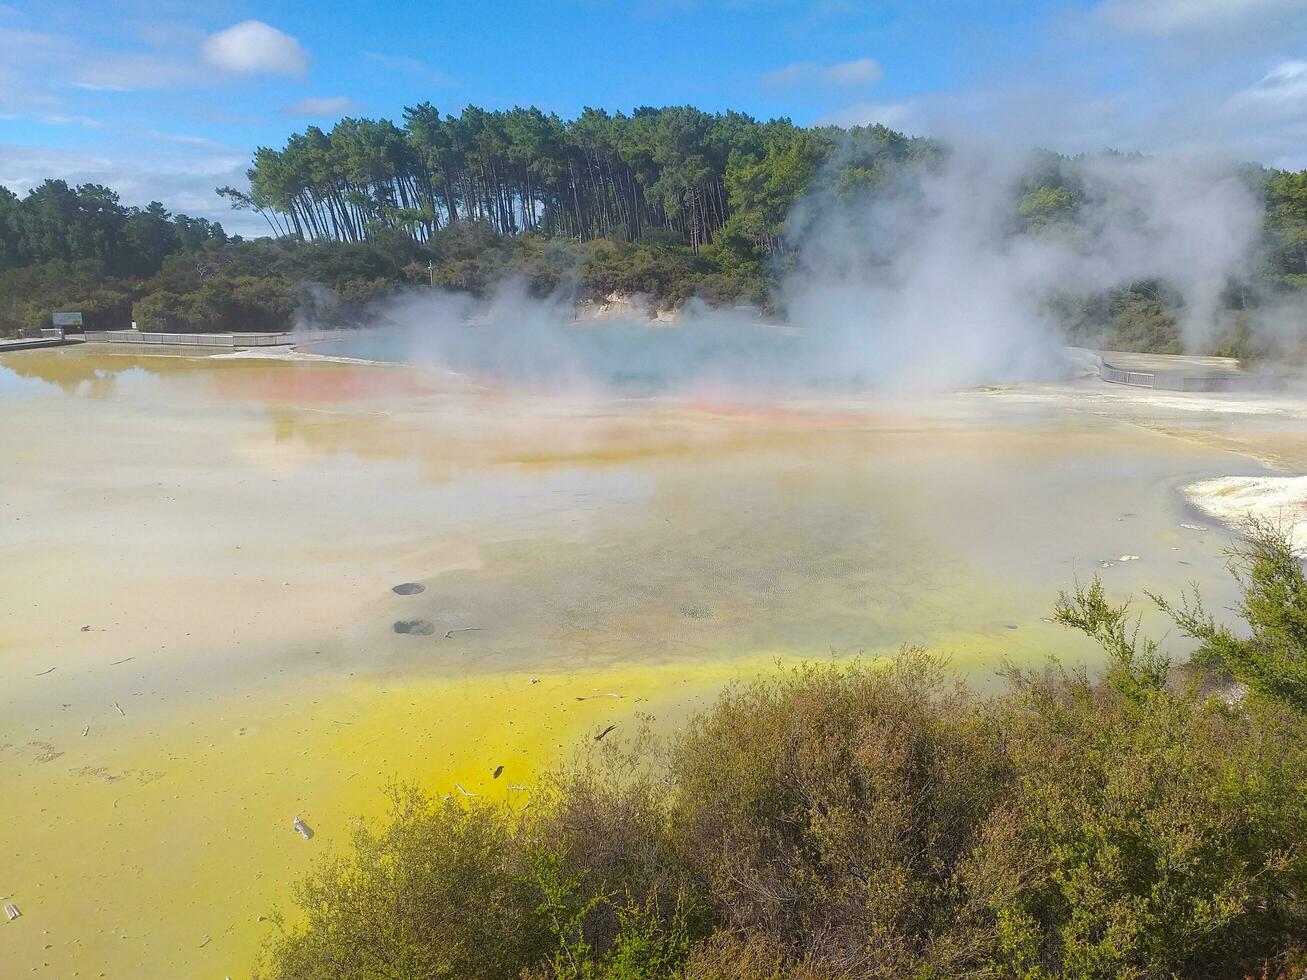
[0,344,1287,976]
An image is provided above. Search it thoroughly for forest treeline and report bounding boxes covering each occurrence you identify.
[258,523,1307,979]
[0,180,231,274]
[3,105,1307,346]
[221,106,939,253]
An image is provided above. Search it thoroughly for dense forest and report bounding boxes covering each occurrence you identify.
[3,104,1307,351]
[258,523,1307,979]
[220,106,939,253]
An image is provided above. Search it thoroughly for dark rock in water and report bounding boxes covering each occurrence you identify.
[392,582,425,596]
[1004,624,1019,630]
[393,619,436,636]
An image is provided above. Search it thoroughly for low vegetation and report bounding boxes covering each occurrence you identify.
[257,523,1307,979]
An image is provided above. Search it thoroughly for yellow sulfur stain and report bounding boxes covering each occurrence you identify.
[0,656,783,978]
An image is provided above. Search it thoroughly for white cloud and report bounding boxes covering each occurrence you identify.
[1227,59,1307,117]
[763,63,806,87]
[364,52,426,73]
[0,28,75,109]
[818,100,920,131]
[362,51,455,85]
[1095,0,1304,36]
[202,20,308,78]
[0,142,262,235]
[283,96,357,118]
[1210,61,1307,166]
[147,130,236,149]
[0,24,202,103]
[34,113,103,128]
[764,57,883,89]
[75,51,203,92]
[822,57,882,85]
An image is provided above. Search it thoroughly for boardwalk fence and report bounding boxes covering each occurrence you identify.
[83,331,296,348]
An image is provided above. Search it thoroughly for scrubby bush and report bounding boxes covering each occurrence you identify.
[0,259,133,335]
[1104,289,1183,354]
[258,528,1307,979]
[262,791,547,979]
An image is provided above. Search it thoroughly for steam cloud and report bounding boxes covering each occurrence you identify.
[305,143,1281,395]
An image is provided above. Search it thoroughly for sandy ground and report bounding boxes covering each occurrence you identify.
[1,344,1300,977]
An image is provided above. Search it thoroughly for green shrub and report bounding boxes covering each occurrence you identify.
[258,530,1307,979]
[1104,290,1182,354]
[256,788,549,979]
[666,653,1012,975]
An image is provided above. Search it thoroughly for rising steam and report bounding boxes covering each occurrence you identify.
[303,143,1277,394]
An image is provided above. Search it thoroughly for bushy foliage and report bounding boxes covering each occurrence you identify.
[666,654,1011,976]
[1105,290,1183,354]
[263,789,547,979]
[1263,170,1307,282]
[0,259,133,335]
[258,528,1307,979]
[1153,519,1307,714]
[0,181,227,277]
[1018,186,1080,233]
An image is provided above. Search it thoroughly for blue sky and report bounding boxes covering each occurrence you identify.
[2,0,1306,235]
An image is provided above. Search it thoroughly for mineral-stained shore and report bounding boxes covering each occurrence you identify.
[1185,475,1307,550]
